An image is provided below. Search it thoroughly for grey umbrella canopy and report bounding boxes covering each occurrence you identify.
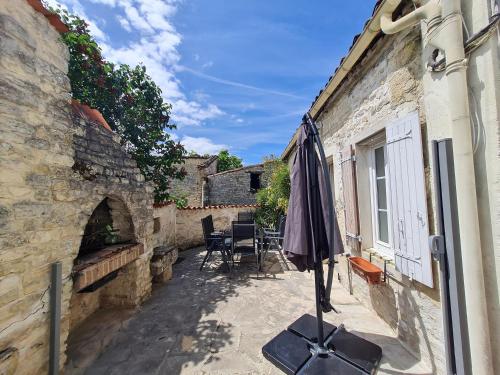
[283,114,344,345]
[283,121,344,270]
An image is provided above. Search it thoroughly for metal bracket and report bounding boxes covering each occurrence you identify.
[386,130,412,144]
[429,234,445,261]
[346,232,362,242]
[340,155,356,164]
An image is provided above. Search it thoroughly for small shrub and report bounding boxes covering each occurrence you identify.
[255,160,290,228]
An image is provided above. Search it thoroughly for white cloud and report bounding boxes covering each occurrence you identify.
[123,4,154,33]
[201,61,214,69]
[180,136,228,155]
[172,100,223,126]
[117,15,132,32]
[178,66,306,99]
[89,0,117,6]
[49,0,225,130]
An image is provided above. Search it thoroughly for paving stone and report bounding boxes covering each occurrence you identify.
[73,246,432,375]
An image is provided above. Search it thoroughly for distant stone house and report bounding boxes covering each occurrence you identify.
[204,164,265,205]
[168,157,265,207]
[282,1,500,374]
[168,155,218,206]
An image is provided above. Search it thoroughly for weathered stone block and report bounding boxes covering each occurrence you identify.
[0,275,21,306]
[0,347,19,375]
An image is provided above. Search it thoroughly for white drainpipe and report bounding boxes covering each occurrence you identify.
[381,1,494,374]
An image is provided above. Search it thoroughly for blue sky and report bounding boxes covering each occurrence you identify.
[47,0,374,165]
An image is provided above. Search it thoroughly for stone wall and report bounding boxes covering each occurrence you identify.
[1,2,73,373]
[205,164,264,205]
[316,26,445,373]
[0,2,155,373]
[152,202,176,250]
[169,156,217,206]
[175,205,257,250]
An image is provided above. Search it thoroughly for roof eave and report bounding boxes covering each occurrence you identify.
[309,0,401,119]
[281,128,299,160]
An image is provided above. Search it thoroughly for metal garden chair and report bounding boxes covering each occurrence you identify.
[200,215,231,272]
[261,215,290,271]
[238,211,255,222]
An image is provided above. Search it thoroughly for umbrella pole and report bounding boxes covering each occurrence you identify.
[314,262,326,350]
[305,113,336,310]
[304,117,327,352]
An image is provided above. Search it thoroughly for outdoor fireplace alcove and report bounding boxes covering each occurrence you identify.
[73,197,144,292]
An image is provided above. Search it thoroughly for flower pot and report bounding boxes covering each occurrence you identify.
[348,256,383,285]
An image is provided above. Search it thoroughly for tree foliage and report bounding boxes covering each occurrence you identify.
[216,150,243,172]
[55,9,186,202]
[255,160,290,228]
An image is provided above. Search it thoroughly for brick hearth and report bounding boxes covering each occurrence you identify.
[73,243,144,291]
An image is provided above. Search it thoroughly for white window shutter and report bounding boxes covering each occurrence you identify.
[386,112,433,287]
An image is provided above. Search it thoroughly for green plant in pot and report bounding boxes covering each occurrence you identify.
[104,224,119,245]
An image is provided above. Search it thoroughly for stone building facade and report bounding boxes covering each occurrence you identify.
[282,1,500,373]
[0,2,160,373]
[318,26,445,371]
[204,164,264,206]
[282,9,444,374]
[169,156,217,207]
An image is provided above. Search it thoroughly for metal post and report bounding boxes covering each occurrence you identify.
[49,262,62,375]
[430,139,470,375]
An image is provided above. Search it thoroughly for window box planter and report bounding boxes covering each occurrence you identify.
[348,256,383,285]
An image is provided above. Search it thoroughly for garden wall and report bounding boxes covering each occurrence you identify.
[153,205,258,250]
[152,202,176,250]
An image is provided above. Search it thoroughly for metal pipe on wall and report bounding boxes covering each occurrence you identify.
[428,1,494,373]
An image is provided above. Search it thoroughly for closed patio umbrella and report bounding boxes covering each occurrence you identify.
[283,113,343,346]
[262,114,382,375]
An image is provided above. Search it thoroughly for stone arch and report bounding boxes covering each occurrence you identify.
[76,196,136,262]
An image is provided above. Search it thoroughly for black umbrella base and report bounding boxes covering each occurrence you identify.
[262,314,382,375]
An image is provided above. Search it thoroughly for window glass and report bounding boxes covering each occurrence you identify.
[375,147,385,177]
[378,211,389,243]
[373,146,389,245]
[376,179,387,209]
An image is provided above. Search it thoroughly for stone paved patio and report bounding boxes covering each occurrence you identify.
[68,247,433,375]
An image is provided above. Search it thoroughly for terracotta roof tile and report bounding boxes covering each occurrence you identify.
[153,201,175,208]
[71,99,112,132]
[27,0,69,33]
[179,204,259,210]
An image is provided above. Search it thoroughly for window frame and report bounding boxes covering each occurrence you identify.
[368,142,394,259]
